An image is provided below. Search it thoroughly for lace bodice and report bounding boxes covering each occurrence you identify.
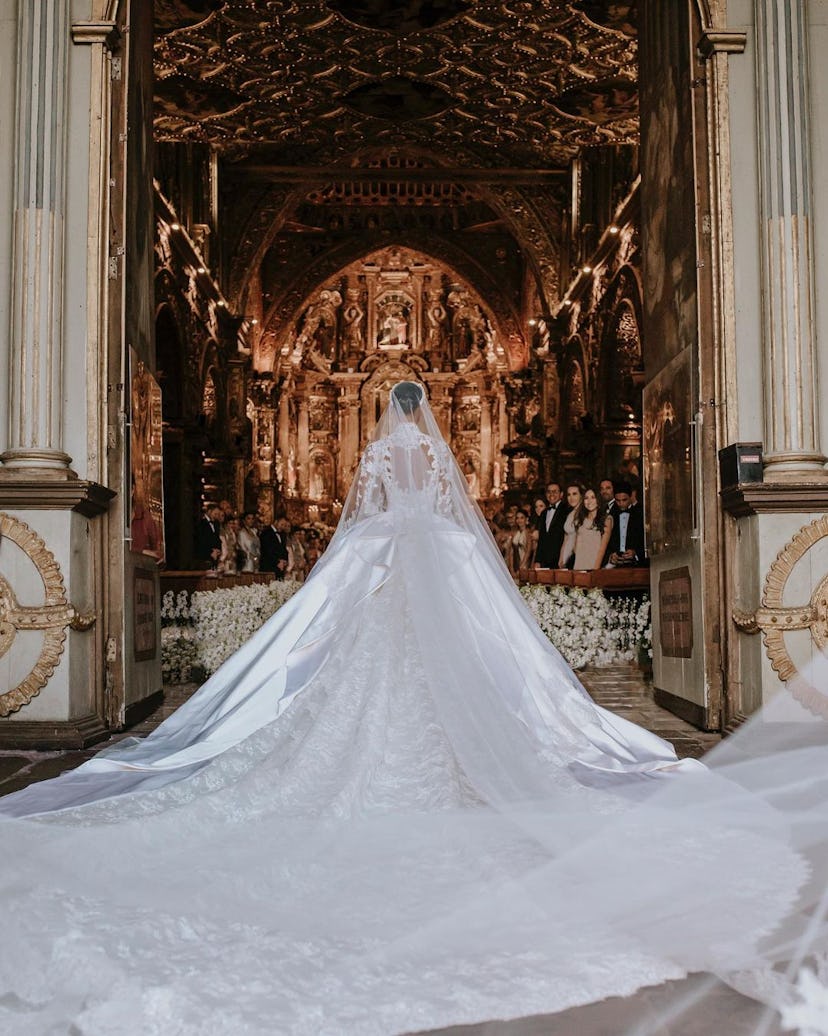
[350,423,459,522]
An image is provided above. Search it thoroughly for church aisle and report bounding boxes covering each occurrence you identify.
[0,666,718,801]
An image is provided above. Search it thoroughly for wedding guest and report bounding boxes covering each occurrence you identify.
[507,509,533,578]
[558,483,584,569]
[286,525,306,582]
[531,496,548,530]
[534,482,569,569]
[195,505,223,569]
[599,479,616,515]
[237,512,261,572]
[218,515,241,575]
[572,488,614,571]
[530,496,547,564]
[260,514,290,578]
[604,481,646,567]
[304,529,323,574]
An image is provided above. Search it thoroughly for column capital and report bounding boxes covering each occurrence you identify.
[71,21,121,49]
[698,29,747,59]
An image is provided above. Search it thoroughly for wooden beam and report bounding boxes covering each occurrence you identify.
[226,165,567,185]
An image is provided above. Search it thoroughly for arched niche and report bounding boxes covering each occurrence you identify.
[154,303,184,422]
[269,244,510,377]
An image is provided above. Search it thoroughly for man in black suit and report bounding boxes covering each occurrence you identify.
[260,514,290,579]
[604,481,646,567]
[195,505,223,569]
[534,482,570,569]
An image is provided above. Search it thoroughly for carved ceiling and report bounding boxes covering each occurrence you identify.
[154,1,638,168]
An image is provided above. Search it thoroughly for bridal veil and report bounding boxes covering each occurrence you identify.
[1,382,827,1035]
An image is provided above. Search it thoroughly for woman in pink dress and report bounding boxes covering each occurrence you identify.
[572,487,614,570]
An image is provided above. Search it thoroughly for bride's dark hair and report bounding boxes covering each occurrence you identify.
[391,381,423,415]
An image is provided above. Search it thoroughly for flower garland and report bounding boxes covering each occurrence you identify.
[161,583,652,684]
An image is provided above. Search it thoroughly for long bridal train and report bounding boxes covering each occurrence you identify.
[1,383,827,1035]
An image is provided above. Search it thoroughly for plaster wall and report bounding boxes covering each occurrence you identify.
[808,2,828,465]
[1,508,98,723]
[64,8,95,480]
[0,1,18,461]
[724,0,764,446]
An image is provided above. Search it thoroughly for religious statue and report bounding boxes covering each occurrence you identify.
[342,287,364,352]
[425,290,447,354]
[309,455,329,500]
[378,306,408,347]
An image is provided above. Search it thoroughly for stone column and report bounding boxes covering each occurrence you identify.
[479,396,493,497]
[337,393,360,497]
[297,398,310,497]
[754,0,827,479]
[1,1,73,477]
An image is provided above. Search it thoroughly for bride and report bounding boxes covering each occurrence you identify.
[1,382,827,1036]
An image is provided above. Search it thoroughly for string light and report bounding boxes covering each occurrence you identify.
[608,224,620,234]
[582,265,592,274]
[170,222,181,231]
[197,266,207,274]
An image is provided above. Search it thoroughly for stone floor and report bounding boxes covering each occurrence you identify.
[3,668,765,1035]
[0,666,720,798]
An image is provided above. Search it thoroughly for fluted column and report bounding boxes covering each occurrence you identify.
[1,1,73,476]
[755,0,827,479]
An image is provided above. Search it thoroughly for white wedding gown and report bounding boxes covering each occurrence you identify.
[1,387,826,1036]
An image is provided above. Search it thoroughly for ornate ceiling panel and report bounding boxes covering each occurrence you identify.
[154,1,638,168]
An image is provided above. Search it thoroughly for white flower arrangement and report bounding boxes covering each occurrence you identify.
[519,586,652,669]
[161,581,650,686]
[161,581,302,682]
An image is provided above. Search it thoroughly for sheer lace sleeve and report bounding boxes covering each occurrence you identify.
[433,440,464,525]
[347,441,387,524]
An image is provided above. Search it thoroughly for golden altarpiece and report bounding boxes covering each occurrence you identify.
[246,246,514,523]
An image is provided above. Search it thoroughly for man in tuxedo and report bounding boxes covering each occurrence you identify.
[195,505,223,569]
[604,481,646,567]
[260,514,290,579]
[534,482,570,569]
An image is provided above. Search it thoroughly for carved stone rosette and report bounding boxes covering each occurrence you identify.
[0,513,95,717]
[733,516,828,717]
